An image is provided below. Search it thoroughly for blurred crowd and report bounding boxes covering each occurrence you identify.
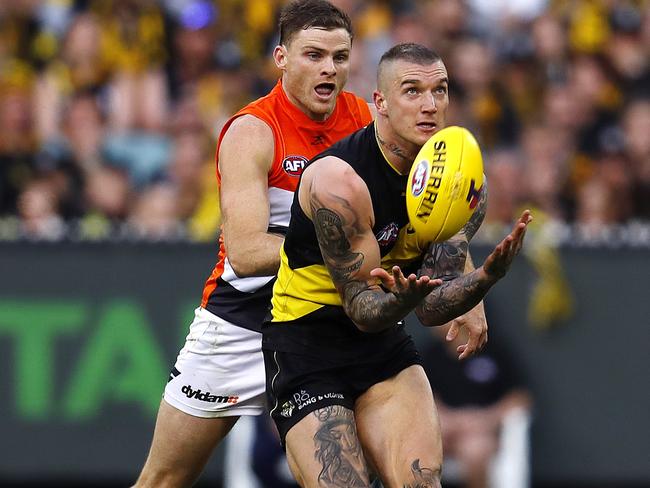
[0,0,648,242]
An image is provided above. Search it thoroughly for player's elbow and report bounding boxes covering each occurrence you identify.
[344,305,386,333]
[227,250,256,277]
[352,318,388,333]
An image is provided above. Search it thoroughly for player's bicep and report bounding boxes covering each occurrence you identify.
[305,160,380,291]
[218,116,274,239]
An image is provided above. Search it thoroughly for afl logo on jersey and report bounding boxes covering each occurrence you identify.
[376,222,399,247]
[283,155,308,177]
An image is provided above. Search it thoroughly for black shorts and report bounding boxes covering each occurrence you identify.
[262,310,421,446]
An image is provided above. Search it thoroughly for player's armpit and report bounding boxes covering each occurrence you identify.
[218,115,283,277]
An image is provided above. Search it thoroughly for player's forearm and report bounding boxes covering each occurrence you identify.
[341,281,416,333]
[226,232,284,277]
[419,238,468,283]
[415,266,497,326]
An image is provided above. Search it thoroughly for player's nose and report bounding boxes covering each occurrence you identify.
[421,93,438,113]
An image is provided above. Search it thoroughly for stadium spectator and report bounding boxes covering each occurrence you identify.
[0,0,648,237]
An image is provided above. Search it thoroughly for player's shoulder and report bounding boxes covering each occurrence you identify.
[339,89,367,104]
[305,155,367,198]
[221,114,274,150]
[219,114,275,174]
[325,121,374,158]
[337,90,372,114]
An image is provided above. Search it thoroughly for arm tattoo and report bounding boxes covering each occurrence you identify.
[312,406,369,487]
[459,176,488,241]
[313,207,364,282]
[311,193,365,283]
[403,459,440,488]
[420,241,468,282]
[417,267,493,326]
[339,280,406,329]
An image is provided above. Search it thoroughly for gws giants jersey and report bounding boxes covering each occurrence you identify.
[201,80,372,331]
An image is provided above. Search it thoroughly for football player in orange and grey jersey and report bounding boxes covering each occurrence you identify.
[133,1,371,486]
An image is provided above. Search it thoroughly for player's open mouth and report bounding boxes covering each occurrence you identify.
[417,122,437,131]
[314,83,336,99]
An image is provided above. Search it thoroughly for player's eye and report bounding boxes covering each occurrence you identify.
[307,52,321,60]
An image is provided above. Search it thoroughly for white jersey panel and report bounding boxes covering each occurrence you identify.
[268,186,293,227]
[221,258,274,293]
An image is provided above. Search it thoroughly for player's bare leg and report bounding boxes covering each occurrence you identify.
[285,405,372,488]
[355,365,443,488]
[133,399,238,488]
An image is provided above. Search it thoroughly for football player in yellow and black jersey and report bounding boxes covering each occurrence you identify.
[262,43,532,488]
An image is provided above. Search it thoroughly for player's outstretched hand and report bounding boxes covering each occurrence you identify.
[446,305,488,360]
[483,210,533,279]
[370,265,443,308]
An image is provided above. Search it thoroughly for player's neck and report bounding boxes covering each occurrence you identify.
[374,118,417,175]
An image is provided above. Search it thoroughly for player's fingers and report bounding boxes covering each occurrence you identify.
[428,278,443,288]
[512,234,526,256]
[490,242,504,260]
[479,328,488,350]
[511,226,529,256]
[519,209,532,224]
[446,322,459,341]
[412,274,428,290]
[370,267,390,279]
[512,222,528,243]
[459,332,479,360]
[503,235,515,255]
[458,344,472,360]
[392,266,405,278]
[403,273,418,292]
[370,267,394,287]
[390,266,409,290]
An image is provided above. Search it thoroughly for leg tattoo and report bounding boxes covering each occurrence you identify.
[312,406,369,487]
[403,459,440,488]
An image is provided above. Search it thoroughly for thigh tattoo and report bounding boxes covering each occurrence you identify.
[403,459,440,488]
[312,406,369,487]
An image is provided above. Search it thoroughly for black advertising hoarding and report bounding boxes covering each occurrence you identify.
[0,242,649,486]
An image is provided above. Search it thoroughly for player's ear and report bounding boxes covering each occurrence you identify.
[273,45,288,70]
[373,90,388,115]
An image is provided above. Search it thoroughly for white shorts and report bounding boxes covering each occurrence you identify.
[163,307,266,418]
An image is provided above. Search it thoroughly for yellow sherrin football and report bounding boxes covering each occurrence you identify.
[406,126,484,243]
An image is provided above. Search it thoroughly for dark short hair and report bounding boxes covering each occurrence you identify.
[377,43,442,87]
[379,43,441,67]
[279,0,353,46]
